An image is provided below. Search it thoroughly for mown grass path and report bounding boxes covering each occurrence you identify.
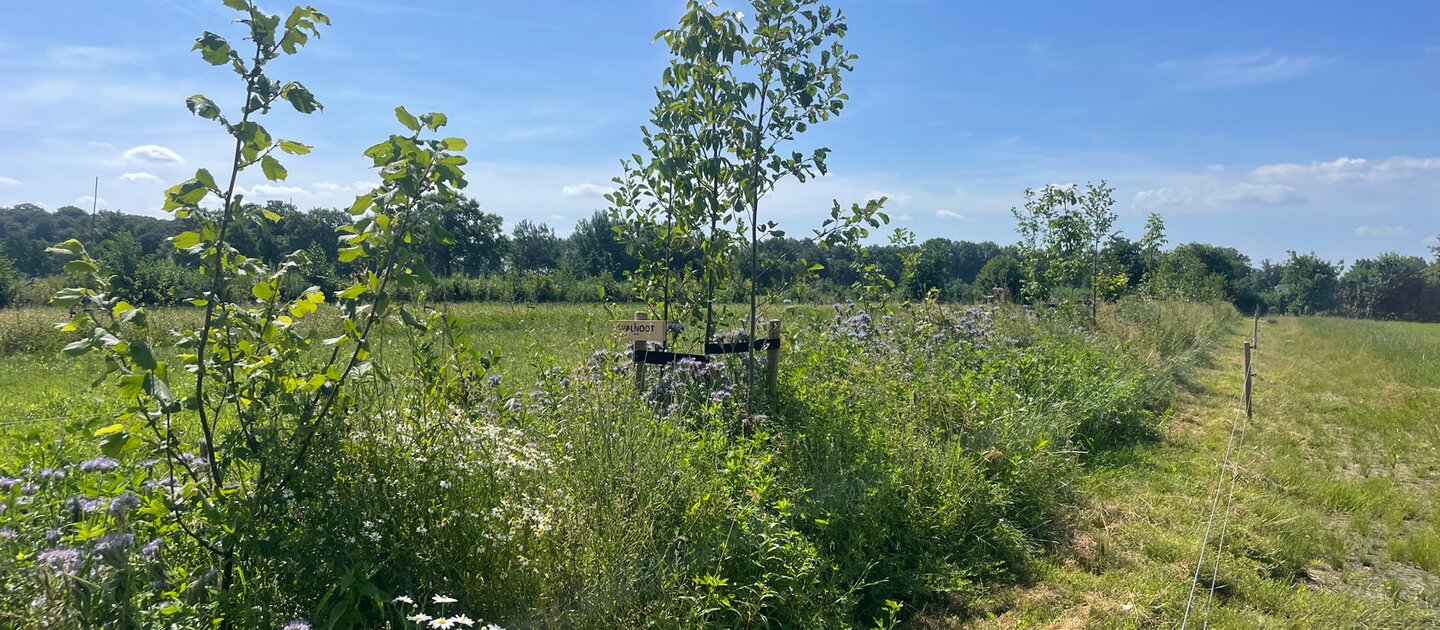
[959,316,1440,629]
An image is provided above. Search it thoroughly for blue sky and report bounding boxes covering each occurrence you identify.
[1,0,1437,265]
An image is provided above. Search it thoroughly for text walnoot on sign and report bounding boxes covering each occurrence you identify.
[612,320,669,342]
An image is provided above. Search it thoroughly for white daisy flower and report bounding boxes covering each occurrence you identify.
[432,594,458,605]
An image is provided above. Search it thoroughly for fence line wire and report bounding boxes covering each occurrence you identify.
[1201,384,1254,625]
[1181,326,1259,630]
[1180,389,1246,628]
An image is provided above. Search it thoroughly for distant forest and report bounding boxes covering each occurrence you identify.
[2,198,1438,322]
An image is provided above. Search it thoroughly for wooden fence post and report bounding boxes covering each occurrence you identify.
[1243,341,1253,418]
[1252,308,1260,350]
[765,319,781,402]
[633,310,648,392]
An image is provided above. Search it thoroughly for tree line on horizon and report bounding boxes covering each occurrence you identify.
[1,198,1437,322]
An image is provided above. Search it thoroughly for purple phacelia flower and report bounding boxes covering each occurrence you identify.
[38,548,82,575]
[109,492,140,518]
[79,457,119,473]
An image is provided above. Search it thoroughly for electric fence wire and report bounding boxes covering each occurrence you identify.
[1180,344,1254,629]
[1201,347,1257,628]
[0,412,99,427]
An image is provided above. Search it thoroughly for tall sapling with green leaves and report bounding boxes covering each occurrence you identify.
[47,1,471,625]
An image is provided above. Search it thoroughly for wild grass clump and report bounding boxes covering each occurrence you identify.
[0,298,1223,627]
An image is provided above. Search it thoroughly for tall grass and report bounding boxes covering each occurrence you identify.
[0,300,1229,627]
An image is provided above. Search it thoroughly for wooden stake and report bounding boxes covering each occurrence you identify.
[633,310,648,392]
[1243,341,1253,418]
[1252,308,1260,350]
[765,319,781,402]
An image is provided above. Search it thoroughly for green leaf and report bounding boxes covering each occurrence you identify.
[431,223,455,245]
[116,374,144,399]
[277,139,311,155]
[251,281,276,301]
[394,106,420,132]
[52,288,85,308]
[337,246,365,263]
[338,282,367,299]
[62,339,92,356]
[260,155,288,182]
[94,423,127,437]
[47,239,84,255]
[186,94,222,120]
[99,428,137,458]
[221,0,248,10]
[194,168,219,192]
[63,259,99,275]
[172,231,202,250]
[441,137,467,151]
[262,208,282,222]
[129,342,158,371]
[279,27,308,55]
[193,32,232,66]
[282,83,321,114]
[411,260,437,286]
[163,179,210,211]
[420,112,448,131]
[349,194,374,215]
[144,373,172,404]
[397,307,426,330]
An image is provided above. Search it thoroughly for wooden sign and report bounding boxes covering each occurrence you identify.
[613,319,668,342]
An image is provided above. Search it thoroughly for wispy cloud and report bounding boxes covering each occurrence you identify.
[1354,225,1409,237]
[119,172,161,183]
[312,181,376,196]
[1157,51,1323,89]
[122,144,184,165]
[866,190,913,204]
[1135,182,1303,208]
[74,195,106,208]
[935,210,967,220]
[237,184,307,197]
[1133,155,1440,228]
[561,183,614,198]
[1253,156,1440,184]
[0,176,21,186]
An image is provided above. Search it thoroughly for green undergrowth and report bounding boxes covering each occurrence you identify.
[0,298,1232,627]
[956,315,1440,629]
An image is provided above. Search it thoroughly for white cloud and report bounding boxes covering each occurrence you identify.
[238,184,307,197]
[1157,51,1323,89]
[896,213,913,221]
[561,183,614,198]
[935,210,966,220]
[1252,156,1440,184]
[1354,225,1410,237]
[866,190,913,204]
[86,141,115,149]
[118,172,161,183]
[0,176,21,186]
[74,195,106,207]
[122,144,184,165]
[312,181,375,195]
[1135,182,1303,207]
